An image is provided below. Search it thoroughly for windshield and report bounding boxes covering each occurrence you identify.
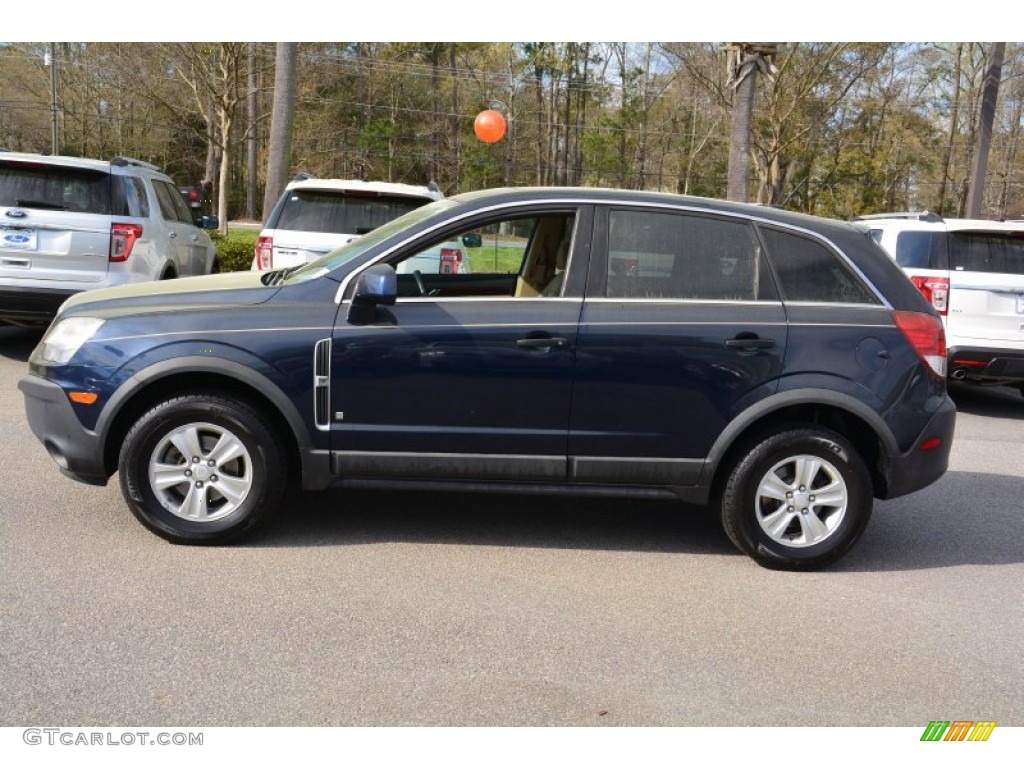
[283,198,460,284]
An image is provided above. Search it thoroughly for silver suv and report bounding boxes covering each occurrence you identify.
[857,212,1024,396]
[1,152,218,326]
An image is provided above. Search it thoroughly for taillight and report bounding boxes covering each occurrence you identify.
[439,247,462,274]
[893,310,947,378]
[109,223,143,262]
[255,236,273,270]
[188,190,199,200]
[910,275,949,315]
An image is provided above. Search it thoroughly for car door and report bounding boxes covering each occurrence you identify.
[329,206,589,482]
[151,179,201,275]
[568,206,787,486]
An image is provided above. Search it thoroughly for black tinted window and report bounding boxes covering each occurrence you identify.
[0,160,114,214]
[152,180,181,222]
[605,210,773,301]
[895,231,945,269]
[761,228,879,304]
[949,232,1024,275]
[123,176,150,218]
[275,191,431,235]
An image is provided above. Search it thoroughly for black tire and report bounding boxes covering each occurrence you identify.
[118,392,286,544]
[720,427,872,571]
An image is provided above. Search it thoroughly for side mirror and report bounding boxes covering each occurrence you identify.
[348,264,397,325]
[199,214,220,230]
[462,233,482,248]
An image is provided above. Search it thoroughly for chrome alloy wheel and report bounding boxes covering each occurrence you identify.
[147,422,253,522]
[754,454,848,548]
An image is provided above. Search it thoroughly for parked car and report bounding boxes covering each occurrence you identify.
[1,152,218,326]
[20,188,955,570]
[253,177,468,272]
[856,212,1024,396]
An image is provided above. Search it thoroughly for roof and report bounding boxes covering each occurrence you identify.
[0,151,165,175]
[285,178,443,201]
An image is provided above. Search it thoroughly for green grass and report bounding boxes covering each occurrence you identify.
[466,245,526,274]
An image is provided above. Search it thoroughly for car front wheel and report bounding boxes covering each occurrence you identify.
[720,427,873,570]
[118,393,286,544]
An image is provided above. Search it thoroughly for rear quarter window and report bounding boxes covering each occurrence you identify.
[761,227,880,305]
[894,230,947,269]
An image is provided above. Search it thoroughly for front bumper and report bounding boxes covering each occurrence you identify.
[878,394,956,499]
[18,373,109,486]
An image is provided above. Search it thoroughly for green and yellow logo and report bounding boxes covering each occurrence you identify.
[921,721,997,741]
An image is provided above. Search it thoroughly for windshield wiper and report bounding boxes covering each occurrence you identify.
[14,198,67,211]
[261,265,301,286]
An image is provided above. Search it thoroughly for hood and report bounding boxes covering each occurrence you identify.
[58,271,274,319]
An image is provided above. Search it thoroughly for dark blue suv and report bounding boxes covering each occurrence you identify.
[19,188,956,570]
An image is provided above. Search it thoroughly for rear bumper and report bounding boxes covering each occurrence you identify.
[0,286,77,325]
[948,346,1024,385]
[878,394,956,499]
[18,373,109,486]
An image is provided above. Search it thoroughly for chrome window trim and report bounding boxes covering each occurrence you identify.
[333,197,891,307]
[99,326,333,343]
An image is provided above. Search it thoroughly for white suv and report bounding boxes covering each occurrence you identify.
[253,177,469,274]
[1,152,218,326]
[856,212,1024,394]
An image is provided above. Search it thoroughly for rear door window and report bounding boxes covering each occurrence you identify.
[274,190,431,235]
[0,160,116,214]
[604,209,775,301]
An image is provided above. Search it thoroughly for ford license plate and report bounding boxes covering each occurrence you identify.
[2,228,37,251]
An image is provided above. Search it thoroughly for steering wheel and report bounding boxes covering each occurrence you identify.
[412,270,439,297]
[413,270,428,296]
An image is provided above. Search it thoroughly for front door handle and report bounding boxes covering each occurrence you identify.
[516,336,569,350]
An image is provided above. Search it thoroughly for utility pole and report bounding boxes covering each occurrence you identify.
[47,43,59,155]
[965,42,1005,219]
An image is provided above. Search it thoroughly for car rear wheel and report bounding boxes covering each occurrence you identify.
[118,393,285,544]
[720,427,872,570]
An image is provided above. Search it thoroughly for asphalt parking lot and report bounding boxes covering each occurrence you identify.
[1,324,1022,726]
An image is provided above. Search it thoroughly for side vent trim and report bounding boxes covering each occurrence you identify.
[313,338,331,431]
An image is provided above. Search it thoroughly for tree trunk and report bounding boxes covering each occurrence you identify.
[727,48,758,203]
[936,43,963,215]
[245,43,259,221]
[262,42,297,223]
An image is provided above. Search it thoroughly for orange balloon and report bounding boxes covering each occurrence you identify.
[474,110,506,143]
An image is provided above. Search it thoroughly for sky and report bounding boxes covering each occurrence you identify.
[3,1,1020,43]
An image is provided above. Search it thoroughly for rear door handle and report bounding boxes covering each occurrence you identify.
[725,336,775,350]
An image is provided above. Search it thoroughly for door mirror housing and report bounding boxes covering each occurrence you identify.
[348,264,397,325]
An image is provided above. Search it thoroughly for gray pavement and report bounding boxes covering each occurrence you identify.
[1,325,1021,726]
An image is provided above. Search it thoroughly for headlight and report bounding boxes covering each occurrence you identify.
[32,317,105,365]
